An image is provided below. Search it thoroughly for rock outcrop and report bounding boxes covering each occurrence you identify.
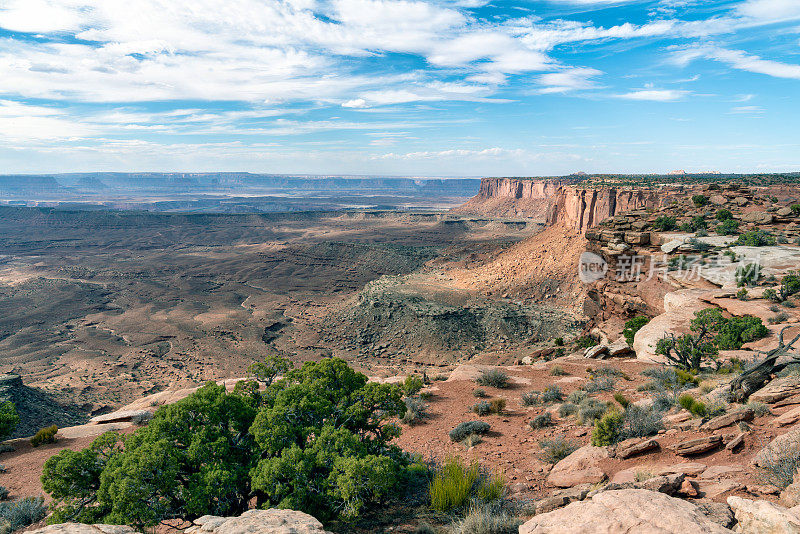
[727,495,800,533]
[519,489,734,533]
[26,525,137,534]
[186,509,331,534]
[546,445,609,488]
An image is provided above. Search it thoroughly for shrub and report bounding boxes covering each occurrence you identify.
[653,215,677,231]
[43,358,409,524]
[737,288,748,300]
[746,402,771,417]
[736,263,761,287]
[623,316,650,346]
[735,230,776,247]
[0,402,19,441]
[792,204,800,215]
[558,403,577,417]
[476,370,510,389]
[449,421,491,443]
[429,457,505,513]
[613,393,630,409]
[402,375,425,397]
[770,312,790,324]
[0,497,47,532]
[538,437,578,464]
[429,456,479,512]
[716,209,733,220]
[554,337,564,346]
[529,413,552,429]
[781,272,800,300]
[583,377,615,393]
[130,412,152,426]
[678,394,707,417]
[575,335,599,348]
[520,391,541,406]
[0,487,7,501]
[402,396,428,425]
[473,401,491,416]
[473,388,487,398]
[489,398,506,415]
[592,411,623,446]
[640,367,698,391]
[450,504,522,534]
[566,390,587,404]
[30,425,57,447]
[756,433,800,488]
[578,398,608,426]
[462,433,483,449]
[542,386,563,403]
[622,405,663,439]
[652,393,675,412]
[692,195,709,207]
[764,288,779,302]
[550,366,567,376]
[716,219,740,235]
[714,315,769,349]
[593,367,629,379]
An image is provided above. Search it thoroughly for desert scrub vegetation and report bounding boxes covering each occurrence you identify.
[402,375,425,397]
[591,411,623,446]
[756,435,800,488]
[538,436,578,464]
[473,399,505,416]
[473,388,487,398]
[449,421,491,443]
[558,402,577,417]
[402,396,428,425]
[428,457,505,513]
[653,215,677,231]
[520,391,541,406]
[582,376,615,393]
[592,402,665,446]
[30,425,57,447]
[449,504,522,534]
[541,385,563,403]
[623,316,650,346]
[42,357,416,525]
[735,229,776,247]
[476,369,510,389]
[575,335,599,348]
[0,402,18,442]
[0,497,46,533]
[565,390,587,404]
[578,398,609,426]
[678,394,707,417]
[745,402,771,417]
[716,219,740,235]
[549,365,567,376]
[736,262,761,287]
[529,413,552,429]
[639,367,698,392]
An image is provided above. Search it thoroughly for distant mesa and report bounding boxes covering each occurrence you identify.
[668,169,687,175]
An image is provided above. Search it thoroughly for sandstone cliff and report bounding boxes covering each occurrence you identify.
[455,177,666,233]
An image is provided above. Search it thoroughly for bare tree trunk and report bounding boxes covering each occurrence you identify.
[729,326,800,403]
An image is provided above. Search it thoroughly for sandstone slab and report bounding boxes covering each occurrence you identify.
[547,445,609,488]
[728,495,800,534]
[751,376,800,404]
[674,435,723,456]
[519,489,734,534]
[186,509,331,534]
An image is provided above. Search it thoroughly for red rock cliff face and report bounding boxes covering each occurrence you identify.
[461,178,661,233]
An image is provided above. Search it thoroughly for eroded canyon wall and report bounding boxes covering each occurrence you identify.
[459,178,664,233]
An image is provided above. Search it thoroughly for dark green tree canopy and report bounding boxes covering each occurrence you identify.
[42,358,409,527]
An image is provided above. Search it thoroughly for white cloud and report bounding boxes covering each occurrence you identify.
[673,46,800,80]
[537,67,603,93]
[737,0,800,21]
[616,89,689,101]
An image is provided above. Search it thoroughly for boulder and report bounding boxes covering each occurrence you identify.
[600,473,685,496]
[782,476,800,507]
[519,489,734,533]
[696,503,736,529]
[773,406,800,427]
[734,197,749,206]
[27,526,137,534]
[673,435,723,456]
[661,239,685,253]
[584,345,608,359]
[606,338,634,358]
[726,432,746,451]
[186,509,332,534]
[656,462,707,477]
[90,410,152,425]
[624,231,650,245]
[778,207,793,217]
[614,437,659,459]
[741,212,775,225]
[727,495,800,534]
[702,409,754,431]
[753,426,800,467]
[547,445,609,488]
[710,195,728,205]
[751,376,800,404]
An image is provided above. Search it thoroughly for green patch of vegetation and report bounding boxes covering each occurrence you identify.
[716,219,740,235]
[736,263,761,287]
[591,411,623,446]
[623,316,650,346]
[716,209,733,220]
[449,504,522,534]
[737,288,748,300]
[735,230,777,247]
[402,375,425,397]
[558,403,577,417]
[449,421,491,443]
[0,401,19,441]
[692,195,709,207]
[554,337,564,346]
[402,397,428,425]
[613,393,630,409]
[549,366,567,376]
[473,389,487,398]
[42,357,412,525]
[583,376,616,393]
[541,386,563,403]
[578,398,609,426]
[575,335,599,349]
[30,425,57,447]
[653,215,677,231]
[520,391,541,406]
[0,497,46,532]
[429,457,504,513]
[678,394,707,417]
[476,369,510,389]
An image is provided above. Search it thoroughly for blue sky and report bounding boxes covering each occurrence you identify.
[0,0,799,176]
